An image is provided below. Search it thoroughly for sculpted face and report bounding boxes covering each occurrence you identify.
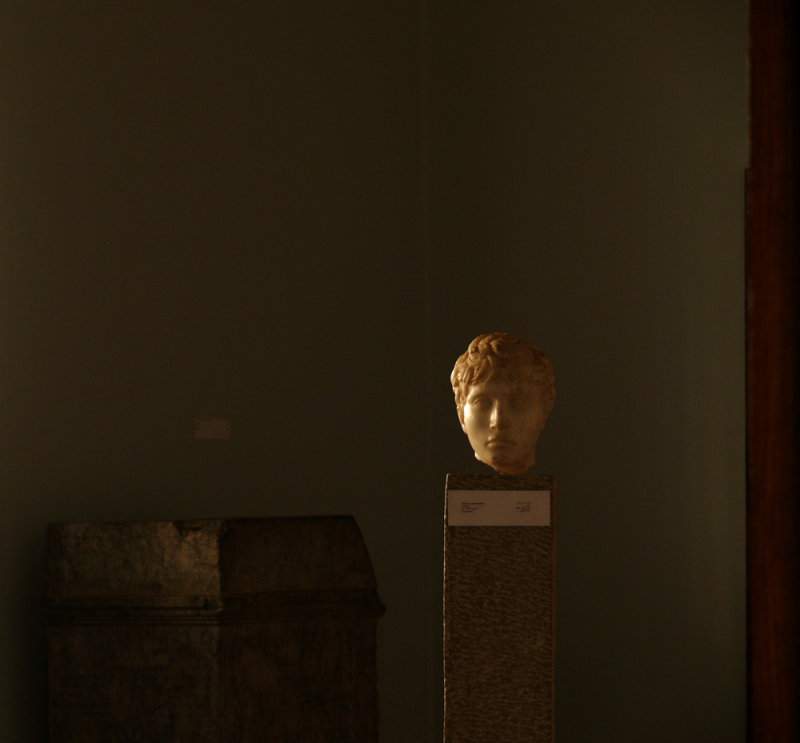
[459,376,546,475]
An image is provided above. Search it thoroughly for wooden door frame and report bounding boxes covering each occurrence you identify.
[747,1,799,740]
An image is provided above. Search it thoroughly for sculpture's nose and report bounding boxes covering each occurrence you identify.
[490,401,509,429]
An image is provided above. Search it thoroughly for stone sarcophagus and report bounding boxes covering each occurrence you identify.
[46,516,384,742]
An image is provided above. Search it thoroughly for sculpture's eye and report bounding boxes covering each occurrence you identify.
[470,396,490,410]
[509,395,531,410]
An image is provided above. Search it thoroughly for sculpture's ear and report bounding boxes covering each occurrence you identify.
[457,406,466,431]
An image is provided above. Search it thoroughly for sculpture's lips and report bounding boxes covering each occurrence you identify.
[486,438,514,448]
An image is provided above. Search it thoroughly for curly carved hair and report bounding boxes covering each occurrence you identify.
[451,332,556,417]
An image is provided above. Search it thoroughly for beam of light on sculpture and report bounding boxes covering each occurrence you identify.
[451,332,555,475]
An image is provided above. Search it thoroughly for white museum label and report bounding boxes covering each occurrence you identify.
[447,489,551,526]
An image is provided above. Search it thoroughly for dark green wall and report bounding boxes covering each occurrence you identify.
[0,2,746,741]
[428,3,747,740]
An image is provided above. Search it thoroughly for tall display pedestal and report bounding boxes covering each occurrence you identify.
[443,473,556,743]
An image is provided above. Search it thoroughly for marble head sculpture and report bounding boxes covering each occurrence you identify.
[451,332,555,475]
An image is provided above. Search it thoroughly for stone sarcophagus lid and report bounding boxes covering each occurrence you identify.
[46,516,384,742]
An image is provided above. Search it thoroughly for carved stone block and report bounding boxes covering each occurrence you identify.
[46,516,384,742]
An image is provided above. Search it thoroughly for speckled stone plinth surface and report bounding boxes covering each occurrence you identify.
[46,516,384,743]
[444,474,555,743]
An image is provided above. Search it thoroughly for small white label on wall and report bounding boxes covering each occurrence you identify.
[194,417,231,440]
[447,490,550,526]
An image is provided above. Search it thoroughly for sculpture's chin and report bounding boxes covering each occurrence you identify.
[475,451,535,476]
